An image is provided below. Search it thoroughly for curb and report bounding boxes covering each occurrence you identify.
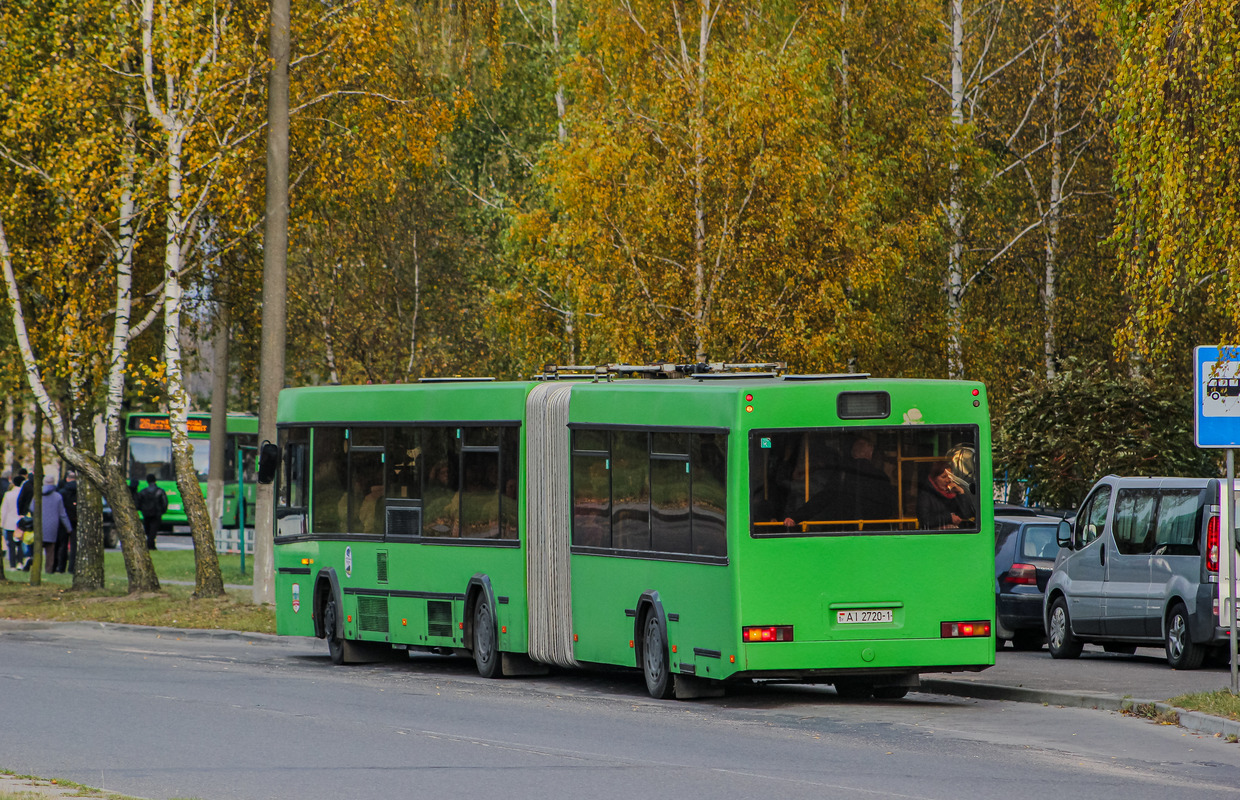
[0,618,282,646]
[920,678,1240,739]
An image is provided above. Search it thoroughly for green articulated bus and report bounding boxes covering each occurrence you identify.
[124,412,259,530]
[268,364,995,700]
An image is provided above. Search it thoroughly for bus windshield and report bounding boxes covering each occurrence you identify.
[750,425,979,535]
[129,439,211,482]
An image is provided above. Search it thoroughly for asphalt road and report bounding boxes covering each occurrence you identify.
[3,622,1240,800]
[928,641,1240,703]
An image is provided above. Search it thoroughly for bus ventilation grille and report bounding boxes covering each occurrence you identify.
[387,507,421,537]
[427,601,453,638]
[376,551,388,584]
[356,596,389,633]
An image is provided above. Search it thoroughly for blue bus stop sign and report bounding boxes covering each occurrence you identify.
[1195,345,1240,448]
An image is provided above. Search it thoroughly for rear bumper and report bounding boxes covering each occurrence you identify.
[997,593,1045,633]
[737,636,994,678]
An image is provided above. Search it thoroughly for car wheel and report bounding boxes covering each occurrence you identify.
[1165,603,1205,670]
[1011,631,1044,651]
[472,597,503,679]
[641,612,674,699]
[1047,597,1083,659]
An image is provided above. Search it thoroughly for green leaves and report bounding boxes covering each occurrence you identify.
[996,359,1216,508]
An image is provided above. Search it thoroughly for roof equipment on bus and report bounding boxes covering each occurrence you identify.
[417,377,497,383]
[535,361,786,382]
[783,373,871,381]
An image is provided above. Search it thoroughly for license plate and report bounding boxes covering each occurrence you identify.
[837,609,894,624]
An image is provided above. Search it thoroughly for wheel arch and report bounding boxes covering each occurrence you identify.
[1162,595,1191,638]
[1044,588,1067,629]
[313,568,343,640]
[465,573,497,652]
[633,590,667,669]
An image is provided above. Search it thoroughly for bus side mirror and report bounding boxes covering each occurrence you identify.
[257,441,280,485]
[1056,519,1073,550]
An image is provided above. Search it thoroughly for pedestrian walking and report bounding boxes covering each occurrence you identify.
[39,475,72,575]
[135,474,168,550]
[2,475,25,569]
[56,472,78,573]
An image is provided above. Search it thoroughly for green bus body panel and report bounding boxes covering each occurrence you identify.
[273,377,995,681]
[276,382,534,424]
[275,539,527,650]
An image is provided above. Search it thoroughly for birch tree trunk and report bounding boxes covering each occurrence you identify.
[141,0,224,596]
[945,0,966,381]
[163,129,225,597]
[105,104,160,592]
[690,0,712,363]
[1041,0,1064,381]
[0,215,159,592]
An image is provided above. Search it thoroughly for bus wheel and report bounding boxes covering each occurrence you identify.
[472,597,503,679]
[872,685,910,700]
[641,612,674,699]
[833,679,873,699]
[323,595,345,666]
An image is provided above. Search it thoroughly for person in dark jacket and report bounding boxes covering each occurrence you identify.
[17,473,33,516]
[56,471,78,573]
[135,474,168,549]
[917,460,970,530]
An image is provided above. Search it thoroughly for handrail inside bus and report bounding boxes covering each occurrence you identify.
[753,517,920,531]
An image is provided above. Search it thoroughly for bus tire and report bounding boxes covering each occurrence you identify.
[833,679,873,699]
[472,597,503,679]
[323,594,345,666]
[641,612,674,699]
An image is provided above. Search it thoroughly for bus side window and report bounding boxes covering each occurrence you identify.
[692,433,727,557]
[385,427,421,501]
[279,427,309,510]
[311,428,348,534]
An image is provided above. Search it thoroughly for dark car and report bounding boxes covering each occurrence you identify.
[995,513,1063,650]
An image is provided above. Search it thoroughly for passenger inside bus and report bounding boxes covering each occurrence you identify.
[839,434,896,524]
[917,460,971,529]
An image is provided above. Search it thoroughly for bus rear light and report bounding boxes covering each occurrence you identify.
[941,621,990,638]
[1002,563,1037,585]
[1207,516,1221,572]
[743,625,793,642]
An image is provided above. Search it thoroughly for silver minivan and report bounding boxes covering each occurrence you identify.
[1043,476,1228,669]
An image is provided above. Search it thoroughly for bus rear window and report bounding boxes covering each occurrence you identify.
[750,426,979,536]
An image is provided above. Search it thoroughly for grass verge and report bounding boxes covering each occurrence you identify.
[0,768,146,799]
[1168,689,1240,722]
[0,547,273,633]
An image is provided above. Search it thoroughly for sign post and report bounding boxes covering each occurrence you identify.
[1194,345,1240,694]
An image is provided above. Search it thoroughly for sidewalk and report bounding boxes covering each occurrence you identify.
[920,643,1240,738]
